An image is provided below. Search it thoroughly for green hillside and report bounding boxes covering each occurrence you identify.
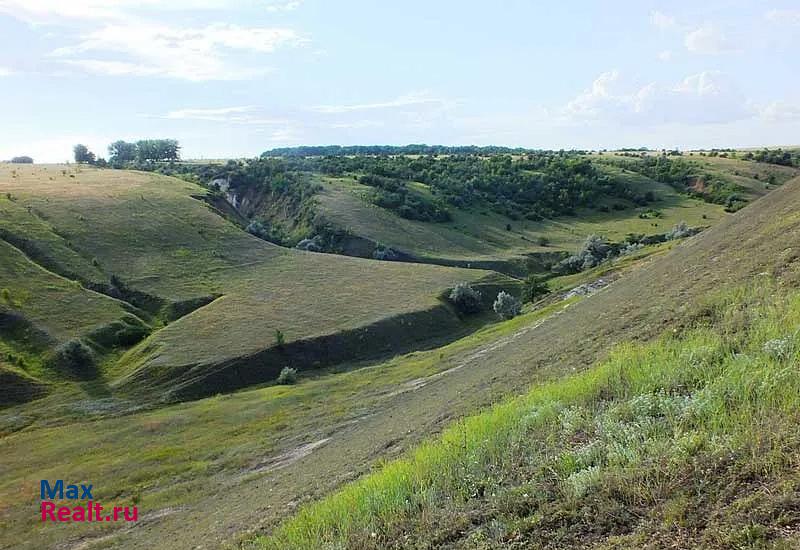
[199,152,798,277]
[255,174,800,549]
[2,159,799,550]
[0,164,516,404]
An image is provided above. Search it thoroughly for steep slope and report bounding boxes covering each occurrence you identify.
[256,174,800,548]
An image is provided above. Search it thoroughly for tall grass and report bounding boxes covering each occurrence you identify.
[257,279,800,549]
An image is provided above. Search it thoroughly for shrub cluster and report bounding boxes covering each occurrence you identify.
[449,283,482,314]
[53,339,95,379]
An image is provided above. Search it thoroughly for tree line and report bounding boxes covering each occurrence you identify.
[262,144,545,157]
[73,139,180,166]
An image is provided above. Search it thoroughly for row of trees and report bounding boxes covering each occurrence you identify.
[73,140,180,166]
[263,144,539,157]
[743,148,799,167]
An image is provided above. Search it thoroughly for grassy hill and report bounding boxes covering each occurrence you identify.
[0,164,517,404]
[254,173,800,549]
[228,153,798,276]
[2,159,800,550]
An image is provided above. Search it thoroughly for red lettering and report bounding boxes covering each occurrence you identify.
[72,507,86,522]
[124,507,138,522]
[113,507,122,521]
[41,502,56,521]
[57,507,71,522]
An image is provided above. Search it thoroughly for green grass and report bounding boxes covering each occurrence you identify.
[0,164,515,401]
[257,278,800,549]
[0,294,576,549]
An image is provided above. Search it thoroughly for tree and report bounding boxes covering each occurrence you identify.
[73,144,95,164]
[53,339,95,378]
[449,282,482,314]
[493,291,522,320]
[522,276,550,303]
[108,141,137,164]
[135,139,180,162]
[10,156,33,164]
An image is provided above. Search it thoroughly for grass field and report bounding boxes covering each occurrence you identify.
[0,164,517,402]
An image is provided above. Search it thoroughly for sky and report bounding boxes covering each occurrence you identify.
[0,0,798,162]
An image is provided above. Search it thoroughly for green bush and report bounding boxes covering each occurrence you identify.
[277,366,297,385]
[493,291,522,320]
[449,283,482,314]
[522,276,550,303]
[53,339,95,379]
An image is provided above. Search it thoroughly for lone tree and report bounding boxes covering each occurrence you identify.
[522,276,550,303]
[10,156,33,164]
[73,144,96,164]
[493,291,522,320]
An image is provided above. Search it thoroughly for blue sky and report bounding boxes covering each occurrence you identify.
[0,0,798,161]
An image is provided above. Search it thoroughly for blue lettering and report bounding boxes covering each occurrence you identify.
[40,480,63,500]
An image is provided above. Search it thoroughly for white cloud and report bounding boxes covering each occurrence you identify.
[658,50,673,62]
[328,120,385,129]
[0,0,235,23]
[51,23,305,80]
[0,67,11,76]
[758,101,800,122]
[157,106,287,125]
[265,1,302,12]
[310,91,452,114]
[563,70,630,120]
[650,10,677,30]
[564,70,749,126]
[765,9,800,25]
[684,24,734,54]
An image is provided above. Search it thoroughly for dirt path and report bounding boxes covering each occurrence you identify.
[54,179,800,549]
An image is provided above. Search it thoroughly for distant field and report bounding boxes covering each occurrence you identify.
[0,164,515,402]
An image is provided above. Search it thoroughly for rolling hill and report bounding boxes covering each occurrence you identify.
[1,155,799,550]
[254,171,800,549]
[0,163,517,406]
[226,152,798,276]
